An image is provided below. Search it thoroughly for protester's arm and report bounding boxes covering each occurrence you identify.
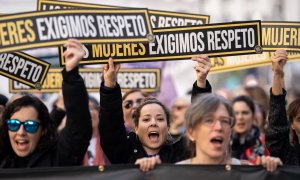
[50,92,66,129]
[190,55,212,102]
[58,39,92,165]
[271,50,287,95]
[99,58,132,163]
[50,107,65,129]
[266,50,289,161]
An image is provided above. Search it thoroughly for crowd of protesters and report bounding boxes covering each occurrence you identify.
[0,39,298,174]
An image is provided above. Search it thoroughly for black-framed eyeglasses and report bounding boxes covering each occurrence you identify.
[6,119,40,134]
[123,98,144,109]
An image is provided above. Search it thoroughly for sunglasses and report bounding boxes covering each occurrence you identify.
[6,119,40,134]
[123,98,144,109]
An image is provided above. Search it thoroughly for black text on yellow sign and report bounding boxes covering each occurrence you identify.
[59,21,262,65]
[209,51,300,74]
[0,52,50,89]
[262,21,300,52]
[9,68,161,93]
[37,0,210,28]
[0,9,153,53]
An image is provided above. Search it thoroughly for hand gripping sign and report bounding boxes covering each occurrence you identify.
[10,68,161,93]
[57,20,262,65]
[0,52,50,89]
[0,9,153,53]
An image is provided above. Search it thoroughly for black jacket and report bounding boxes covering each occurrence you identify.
[0,68,92,168]
[231,125,266,162]
[265,89,300,165]
[99,80,211,164]
[191,80,212,102]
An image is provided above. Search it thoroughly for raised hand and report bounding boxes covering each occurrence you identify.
[191,54,211,88]
[63,39,85,72]
[103,57,121,88]
[271,49,288,78]
[271,49,288,95]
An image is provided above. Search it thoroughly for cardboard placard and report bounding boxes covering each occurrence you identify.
[209,51,300,74]
[206,21,300,74]
[0,9,153,53]
[37,0,212,66]
[57,21,262,65]
[0,52,50,89]
[37,0,210,28]
[9,68,161,93]
[262,21,300,52]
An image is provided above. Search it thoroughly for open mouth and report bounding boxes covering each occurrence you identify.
[236,122,246,127]
[148,131,159,142]
[210,137,224,145]
[15,139,29,149]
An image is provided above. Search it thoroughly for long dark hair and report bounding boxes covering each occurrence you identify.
[0,95,58,160]
[288,98,300,145]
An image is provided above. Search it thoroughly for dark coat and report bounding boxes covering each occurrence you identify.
[231,125,267,163]
[99,80,211,164]
[191,80,212,102]
[265,89,300,165]
[0,68,92,168]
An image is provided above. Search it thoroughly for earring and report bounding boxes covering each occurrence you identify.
[190,138,195,143]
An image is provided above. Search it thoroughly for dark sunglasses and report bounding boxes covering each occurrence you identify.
[6,119,40,134]
[123,98,144,109]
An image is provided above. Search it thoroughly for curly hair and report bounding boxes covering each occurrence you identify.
[0,95,58,160]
